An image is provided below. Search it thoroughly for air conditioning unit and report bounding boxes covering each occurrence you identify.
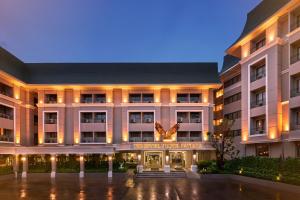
[100,119,105,123]
[178,118,183,123]
[130,118,136,123]
[196,119,201,123]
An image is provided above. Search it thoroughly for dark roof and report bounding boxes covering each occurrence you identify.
[228,0,291,50]
[220,55,240,74]
[0,47,29,81]
[0,47,220,85]
[26,63,220,84]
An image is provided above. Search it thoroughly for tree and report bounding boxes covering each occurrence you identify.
[209,118,240,168]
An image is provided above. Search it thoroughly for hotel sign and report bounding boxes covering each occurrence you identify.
[132,142,214,150]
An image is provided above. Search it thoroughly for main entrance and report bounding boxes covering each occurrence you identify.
[144,151,163,171]
[170,151,186,170]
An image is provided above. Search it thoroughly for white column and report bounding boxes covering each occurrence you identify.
[50,155,56,178]
[191,151,198,172]
[136,152,143,173]
[164,150,170,173]
[108,155,113,178]
[13,154,19,178]
[79,155,84,178]
[21,155,28,178]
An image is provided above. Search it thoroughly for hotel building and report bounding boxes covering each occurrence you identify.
[218,0,300,158]
[0,47,220,177]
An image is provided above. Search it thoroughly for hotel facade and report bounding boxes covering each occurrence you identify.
[216,0,300,158]
[0,47,220,177]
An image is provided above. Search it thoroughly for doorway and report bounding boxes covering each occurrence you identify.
[170,151,186,170]
[144,151,163,171]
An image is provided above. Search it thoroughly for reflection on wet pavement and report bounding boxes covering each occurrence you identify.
[0,173,299,200]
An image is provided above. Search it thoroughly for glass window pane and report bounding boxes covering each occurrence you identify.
[129,112,141,123]
[177,94,189,103]
[129,94,141,103]
[142,112,154,123]
[177,112,189,123]
[142,94,154,103]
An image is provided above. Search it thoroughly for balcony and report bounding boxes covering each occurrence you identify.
[129,131,154,142]
[0,129,14,142]
[250,71,265,82]
[44,132,57,144]
[291,88,300,98]
[44,118,57,124]
[81,132,106,143]
[250,37,266,54]
[291,53,300,65]
[0,83,13,98]
[0,112,13,120]
[45,94,58,104]
[250,128,266,136]
[251,99,265,108]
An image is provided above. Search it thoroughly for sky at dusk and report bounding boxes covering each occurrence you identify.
[0,0,261,71]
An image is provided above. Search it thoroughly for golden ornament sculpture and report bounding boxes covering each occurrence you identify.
[155,122,180,140]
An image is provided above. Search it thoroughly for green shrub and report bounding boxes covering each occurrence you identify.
[197,160,219,174]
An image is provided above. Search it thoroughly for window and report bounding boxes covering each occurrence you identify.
[214,104,223,112]
[190,94,201,103]
[142,94,154,103]
[44,132,57,143]
[177,131,189,141]
[224,93,241,105]
[190,112,202,123]
[291,77,300,97]
[142,131,154,142]
[297,110,300,125]
[81,132,106,143]
[256,144,269,157]
[94,94,106,103]
[177,112,189,123]
[129,93,154,103]
[81,94,93,103]
[129,132,142,142]
[0,128,14,142]
[255,38,266,51]
[177,93,202,103]
[177,112,201,123]
[94,112,106,123]
[44,113,57,124]
[129,112,141,123]
[142,112,154,123]
[225,111,241,120]
[251,90,265,108]
[251,64,266,82]
[45,94,57,104]
[252,117,265,135]
[0,82,13,98]
[129,112,154,123]
[0,105,13,120]
[177,131,202,142]
[190,131,202,141]
[177,94,189,103]
[224,75,241,88]
[81,113,93,123]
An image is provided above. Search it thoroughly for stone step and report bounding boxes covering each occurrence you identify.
[136,171,186,178]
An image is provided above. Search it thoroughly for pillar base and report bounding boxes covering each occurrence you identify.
[14,171,18,178]
[21,171,27,178]
[164,165,171,173]
[137,165,143,173]
[79,171,84,178]
[51,171,56,178]
[108,171,112,178]
[191,165,198,173]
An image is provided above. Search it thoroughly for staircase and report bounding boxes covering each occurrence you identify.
[135,171,186,178]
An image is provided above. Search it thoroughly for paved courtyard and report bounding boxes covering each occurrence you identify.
[0,173,299,200]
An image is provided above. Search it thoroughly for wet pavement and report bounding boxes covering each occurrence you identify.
[0,173,299,200]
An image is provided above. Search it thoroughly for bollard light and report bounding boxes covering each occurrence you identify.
[193,154,197,161]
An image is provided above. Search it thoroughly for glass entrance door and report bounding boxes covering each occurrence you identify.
[170,151,186,170]
[144,151,163,171]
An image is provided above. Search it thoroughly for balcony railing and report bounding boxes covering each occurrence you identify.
[291,53,300,65]
[81,137,106,143]
[190,137,202,142]
[0,89,13,98]
[291,88,300,98]
[142,137,154,142]
[0,134,14,142]
[45,118,57,124]
[291,21,300,32]
[250,39,266,54]
[44,138,57,144]
[251,99,265,108]
[250,128,266,136]
[250,71,266,82]
[0,113,13,120]
[291,124,300,130]
[129,137,142,142]
[81,118,106,123]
